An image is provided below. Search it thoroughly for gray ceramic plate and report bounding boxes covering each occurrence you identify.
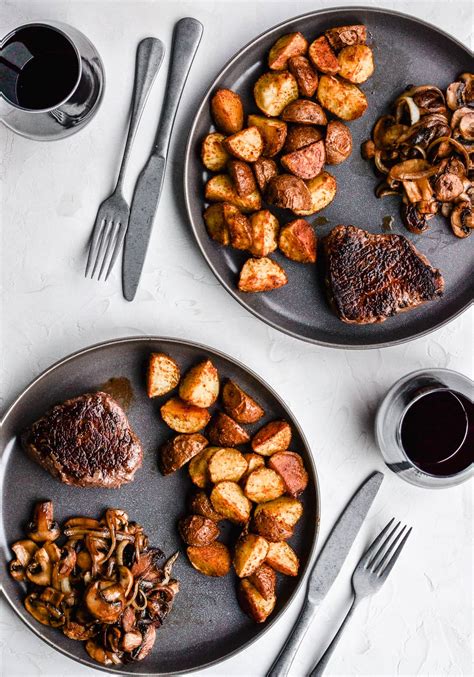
[0,337,319,675]
[184,7,473,349]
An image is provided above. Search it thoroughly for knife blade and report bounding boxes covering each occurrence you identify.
[267,471,384,677]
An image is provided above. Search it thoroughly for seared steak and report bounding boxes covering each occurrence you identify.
[324,226,444,324]
[22,392,142,488]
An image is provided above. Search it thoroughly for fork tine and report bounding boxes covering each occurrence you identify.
[85,216,106,277]
[371,524,406,573]
[104,221,128,281]
[97,221,120,280]
[361,518,394,568]
[367,521,401,570]
[377,527,412,579]
[91,220,114,279]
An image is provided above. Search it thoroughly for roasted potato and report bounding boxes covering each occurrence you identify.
[238,257,288,293]
[225,206,253,250]
[254,71,299,117]
[179,359,219,408]
[248,564,276,600]
[280,140,325,180]
[188,490,223,522]
[253,497,303,541]
[210,481,252,523]
[211,88,244,135]
[179,515,220,546]
[308,36,340,75]
[161,398,211,433]
[207,412,250,447]
[147,353,180,398]
[317,75,368,120]
[247,115,287,157]
[228,160,257,197]
[288,56,318,97]
[243,468,285,503]
[324,120,353,164]
[338,44,374,84]
[160,433,208,475]
[268,451,309,497]
[188,447,218,488]
[266,175,312,212]
[251,420,292,455]
[293,171,337,216]
[265,541,299,576]
[208,447,248,483]
[234,534,269,577]
[252,157,278,192]
[238,578,276,623]
[205,174,262,213]
[203,204,230,246]
[268,32,308,70]
[242,452,266,478]
[201,132,230,171]
[281,100,327,126]
[283,125,323,153]
[325,25,367,51]
[223,126,263,162]
[249,210,279,257]
[258,497,303,527]
[278,219,317,263]
[187,542,231,577]
[222,380,265,424]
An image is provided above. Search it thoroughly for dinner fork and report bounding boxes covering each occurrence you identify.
[85,37,165,280]
[310,519,412,676]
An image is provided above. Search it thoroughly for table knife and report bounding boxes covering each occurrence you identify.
[267,471,384,677]
[122,17,203,301]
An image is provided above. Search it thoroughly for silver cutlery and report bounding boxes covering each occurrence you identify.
[85,37,165,280]
[267,471,384,677]
[122,17,203,301]
[310,519,412,676]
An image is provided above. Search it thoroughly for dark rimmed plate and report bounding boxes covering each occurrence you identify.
[0,337,319,675]
[184,7,473,349]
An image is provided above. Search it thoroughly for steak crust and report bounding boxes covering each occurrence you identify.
[21,392,143,488]
[324,225,444,324]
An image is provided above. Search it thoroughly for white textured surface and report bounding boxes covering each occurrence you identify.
[1,1,473,675]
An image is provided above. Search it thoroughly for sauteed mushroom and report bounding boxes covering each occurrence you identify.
[9,540,38,581]
[27,501,60,543]
[451,202,473,237]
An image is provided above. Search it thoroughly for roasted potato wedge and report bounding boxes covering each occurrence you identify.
[207,412,250,447]
[293,171,337,216]
[210,481,252,523]
[205,174,262,213]
[201,132,230,171]
[268,32,308,70]
[225,205,253,251]
[188,447,219,488]
[234,534,269,577]
[265,541,299,576]
[211,88,244,135]
[248,563,277,600]
[254,497,303,541]
[188,490,223,522]
[160,433,208,475]
[242,452,266,478]
[208,447,248,483]
[266,175,312,212]
[282,100,327,126]
[228,160,257,197]
[179,359,219,408]
[249,210,279,257]
[243,468,285,503]
[203,204,231,246]
[278,219,317,263]
[179,515,219,546]
[308,35,340,75]
[284,125,323,153]
[251,420,292,455]
[187,542,231,577]
[338,45,374,84]
[247,115,287,157]
[268,451,309,497]
[254,71,299,117]
[147,353,180,398]
[288,55,318,97]
[161,398,211,433]
[325,25,367,51]
[222,380,265,424]
[281,140,325,180]
[258,497,303,527]
[238,257,288,293]
[252,158,278,192]
[238,578,276,623]
[223,126,263,162]
[324,120,353,164]
[317,75,368,121]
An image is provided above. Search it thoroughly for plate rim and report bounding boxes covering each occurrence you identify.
[183,5,473,350]
[0,334,320,676]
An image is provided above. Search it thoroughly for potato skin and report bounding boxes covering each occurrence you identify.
[265,541,299,576]
[243,467,285,503]
[282,100,327,126]
[228,160,257,197]
[203,204,230,246]
[281,140,325,180]
[211,89,244,135]
[309,36,340,75]
[266,175,312,213]
[268,451,309,497]
[225,206,253,251]
[179,515,219,546]
[251,420,292,455]
[147,353,180,398]
[208,447,248,483]
[278,219,317,263]
[325,25,367,51]
[205,174,262,213]
[210,481,252,523]
[317,75,368,121]
[201,132,230,171]
[288,56,318,97]
[248,563,277,600]
[207,412,250,447]
[252,158,278,193]
[188,447,218,488]
[293,171,337,216]
[268,32,308,70]
[242,452,266,478]
[325,121,353,165]
[179,359,219,408]
[222,380,265,424]
[284,125,323,153]
[160,433,209,475]
[223,126,264,163]
[253,497,303,541]
[247,115,287,157]
[188,490,223,522]
[338,44,374,84]
[254,71,299,117]
[233,534,269,577]
[187,542,231,577]
[161,398,211,434]
[238,257,288,293]
[249,210,279,257]
[238,578,276,623]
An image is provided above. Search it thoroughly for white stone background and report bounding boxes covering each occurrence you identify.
[0,0,473,675]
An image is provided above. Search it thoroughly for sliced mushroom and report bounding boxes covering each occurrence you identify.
[9,540,38,581]
[85,580,126,623]
[434,173,465,201]
[27,501,60,543]
[130,624,156,661]
[402,85,446,116]
[121,629,143,652]
[401,203,429,233]
[458,112,474,141]
[63,620,98,641]
[85,639,122,666]
[25,588,65,628]
[26,546,54,586]
[451,202,473,237]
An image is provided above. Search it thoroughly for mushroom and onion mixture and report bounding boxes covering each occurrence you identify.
[362,73,474,238]
[9,502,179,666]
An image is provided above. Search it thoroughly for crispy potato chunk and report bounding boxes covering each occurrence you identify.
[238,578,276,623]
[161,398,210,433]
[208,447,248,483]
[201,132,230,171]
[188,447,219,488]
[211,481,252,523]
[243,468,285,503]
[259,497,303,527]
[203,204,230,246]
[254,71,299,117]
[325,25,367,51]
[179,515,219,546]
[211,88,244,135]
[281,140,325,180]
[205,174,262,213]
[224,205,253,251]
[293,171,337,216]
[187,542,231,577]
[242,452,266,478]
[308,36,340,75]
[249,210,279,257]
[252,420,292,455]
[224,126,263,162]
[338,44,374,84]
[325,120,353,164]
[247,115,287,157]
[228,160,257,197]
[284,125,323,153]
[207,412,250,447]
[248,563,276,600]
[278,219,317,263]
[147,353,180,398]
[222,380,265,424]
[282,100,327,125]
[317,75,368,120]
[234,534,269,577]
[252,158,278,192]
[188,490,223,522]
[268,32,308,70]
[268,451,308,497]
[238,257,288,293]
[179,359,219,408]
[266,175,312,212]
[288,55,318,97]
[160,433,208,475]
[254,497,303,541]
[265,541,299,576]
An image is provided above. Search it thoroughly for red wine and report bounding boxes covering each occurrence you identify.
[401,390,473,476]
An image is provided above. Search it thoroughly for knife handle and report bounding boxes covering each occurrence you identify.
[266,599,315,677]
[154,17,203,158]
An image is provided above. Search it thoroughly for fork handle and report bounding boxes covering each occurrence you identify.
[309,596,358,677]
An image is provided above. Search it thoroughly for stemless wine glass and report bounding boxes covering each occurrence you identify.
[376,368,473,489]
